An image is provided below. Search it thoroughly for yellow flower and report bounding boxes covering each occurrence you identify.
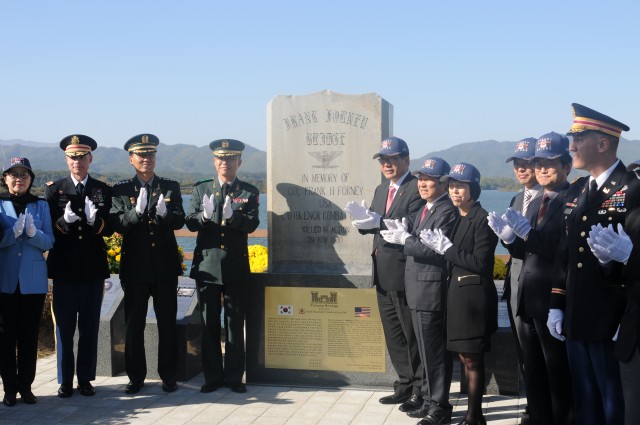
[248,244,268,273]
[107,249,116,257]
[115,246,121,253]
[115,254,121,262]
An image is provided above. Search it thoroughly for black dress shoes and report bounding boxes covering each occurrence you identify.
[77,381,96,396]
[399,394,424,412]
[162,381,178,392]
[125,381,144,394]
[19,390,37,404]
[58,383,73,398]
[229,383,247,393]
[457,417,486,425]
[200,382,220,393]
[378,392,411,404]
[417,413,452,424]
[2,393,16,407]
[406,405,430,418]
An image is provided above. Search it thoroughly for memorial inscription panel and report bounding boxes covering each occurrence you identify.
[267,91,392,274]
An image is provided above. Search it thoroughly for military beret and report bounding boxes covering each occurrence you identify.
[209,139,245,157]
[567,103,630,138]
[124,134,159,153]
[59,134,97,158]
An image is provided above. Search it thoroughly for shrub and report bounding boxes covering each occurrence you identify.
[104,232,186,274]
[493,256,507,280]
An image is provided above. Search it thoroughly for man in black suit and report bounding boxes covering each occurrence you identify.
[492,132,574,425]
[109,134,185,395]
[46,135,113,398]
[381,157,458,425]
[345,137,425,411]
[548,104,640,425]
[502,138,541,417]
[185,139,260,394]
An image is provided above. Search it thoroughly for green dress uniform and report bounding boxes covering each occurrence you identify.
[185,177,259,386]
[109,175,185,384]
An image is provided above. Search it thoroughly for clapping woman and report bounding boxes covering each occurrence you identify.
[421,163,498,425]
[0,157,54,406]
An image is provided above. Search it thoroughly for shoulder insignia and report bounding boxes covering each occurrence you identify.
[195,178,214,185]
[114,179,132,186]
[635,169,640,180]
[46,181,54,186]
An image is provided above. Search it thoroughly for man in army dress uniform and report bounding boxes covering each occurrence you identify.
[46,135,113,398]
[548,104,640,425]
[109,134,185,394]
[186,139,260,394]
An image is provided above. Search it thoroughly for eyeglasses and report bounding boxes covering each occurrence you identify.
[6,171,31,180]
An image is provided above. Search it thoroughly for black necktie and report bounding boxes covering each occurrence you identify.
[76,183,84,198]
[144,183,150,213]
[588,179,598,203]
[222,183,229,200]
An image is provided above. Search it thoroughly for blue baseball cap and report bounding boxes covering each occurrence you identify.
[534,132,571,160]
[373,136,410,159]
[505,137,537,163]
[440,162,481,184]
[413,157,451,178]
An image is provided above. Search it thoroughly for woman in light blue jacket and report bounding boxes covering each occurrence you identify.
[0,157,54,407]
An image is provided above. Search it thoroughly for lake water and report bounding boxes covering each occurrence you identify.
[177,190,518,263]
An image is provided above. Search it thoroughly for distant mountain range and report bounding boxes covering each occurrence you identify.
[2,137,640,181]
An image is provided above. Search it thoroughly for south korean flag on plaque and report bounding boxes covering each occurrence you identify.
[278,305,294,315]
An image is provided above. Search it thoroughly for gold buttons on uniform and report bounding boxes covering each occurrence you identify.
[221,244,225,249]
[152,243,156,247]
[582,216,587,221]
[221,233,224,237]
[577,263,583,268]
[609,217,613,221]
[78,226,82,230]
[79,236,83,240]
[580,231,586,237]
[18,252,21,256]
[579,247,585,253]
[150,232,154,236]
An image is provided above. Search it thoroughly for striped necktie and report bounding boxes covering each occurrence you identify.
[522,189,532,216]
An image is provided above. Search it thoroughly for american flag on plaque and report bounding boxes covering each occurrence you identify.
[354,307,371,318]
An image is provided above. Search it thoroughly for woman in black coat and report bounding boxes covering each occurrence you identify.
[422,162,498,425]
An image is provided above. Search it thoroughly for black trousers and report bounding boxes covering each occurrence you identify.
[620,345,640,425]
[517,314,574,425]
[122,277,178,383]
[196,280,247,385]
[411,309,452,416]
[52,280,104,384]
[377,288,421,395]
[0,289,45,394]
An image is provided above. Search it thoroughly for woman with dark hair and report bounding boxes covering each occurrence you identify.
[0,157,54,406]
[421,162,498,425]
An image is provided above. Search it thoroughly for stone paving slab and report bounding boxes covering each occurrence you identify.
[0,356,525,424]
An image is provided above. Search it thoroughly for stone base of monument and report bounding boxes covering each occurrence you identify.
[95,276,203,381]
[247,273,398,388]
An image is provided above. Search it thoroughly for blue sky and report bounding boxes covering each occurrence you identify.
[2,1,639,157]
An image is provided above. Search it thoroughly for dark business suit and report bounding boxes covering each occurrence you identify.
[507,187,573,425]
[403,195,458,417]
[109,175,185,384]
[503,188,541,390]
[46,175,113,385]
[185,177,260,386]
[360,173,425,396]
[550,162,640,425]
[615,168,640,425]
[444,202,498,353]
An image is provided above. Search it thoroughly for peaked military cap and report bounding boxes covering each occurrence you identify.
[59,134,97,158]
[209,139,245,157]
[505,137,537,163]
[124,134,159,153]
[567,103,630,138]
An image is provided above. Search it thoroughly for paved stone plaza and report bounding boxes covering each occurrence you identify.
[0,355,526,424]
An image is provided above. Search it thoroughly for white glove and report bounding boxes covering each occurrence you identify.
[63,201,80,224]
[613,325,620,342]
[13,213,26,238]
[84,197,97,226]
[504,207,532,239]
[25,211,37,237]
[344,200,369,220]
[202,194,215,220]
[432,228,453,254]
[222,195,233,220]
[135,186,148,215]
[352,209,381,230]
[380,218,411,245]
[419,228,439,248]
[488,211,516,244]
[547,309,566,341]
[155,193,167,218]
[588,223,633,265]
